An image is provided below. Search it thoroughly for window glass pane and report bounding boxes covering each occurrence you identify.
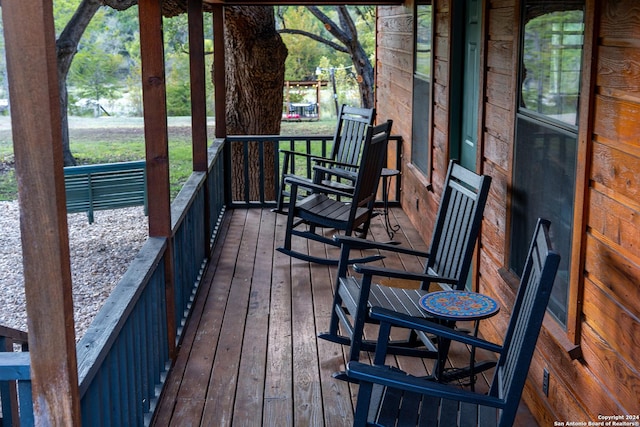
[520,6,584,126]
[510,118,576,325]
[415,4,432,77]
[412,76,430,174]
[412,2,432,175]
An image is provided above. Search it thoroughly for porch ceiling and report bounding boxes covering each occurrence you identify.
[202,0,403,5]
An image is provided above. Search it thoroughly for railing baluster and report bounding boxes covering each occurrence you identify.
[258,140,266,204]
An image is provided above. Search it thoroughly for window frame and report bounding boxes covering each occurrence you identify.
[508,0,596,350]
[411,0,434,179]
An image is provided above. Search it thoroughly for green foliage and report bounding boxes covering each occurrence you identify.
[69,45,124,116]
[49,3,368,118]
[53,0,81,36]
[278,7,335,81]
[165,51,192,116]
[0,168,16,201]
[51,3,216,117]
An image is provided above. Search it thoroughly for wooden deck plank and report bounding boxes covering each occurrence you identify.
[232,209,275,425]
[308,233,355,426]
[263,212,294,426]
[151,207,538,427]
[291,228,324,425]
[200,209,260,425]
[151,211,235,425]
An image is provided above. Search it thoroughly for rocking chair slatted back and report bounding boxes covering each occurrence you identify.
[424,162,490,290]
[332,106,376,170]
[274,105,375,214]
[494,219,559,409]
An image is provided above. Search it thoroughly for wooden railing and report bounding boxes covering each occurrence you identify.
[77,237,168,426]
[74,140,226,426]
[225,135,402,208]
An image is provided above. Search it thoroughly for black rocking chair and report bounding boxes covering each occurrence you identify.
[319,160,492,381]
[274,104,375,214]
[347,218,560,427]
[277,120,393,266]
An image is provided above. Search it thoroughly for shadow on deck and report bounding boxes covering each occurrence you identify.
[151,207,538,426]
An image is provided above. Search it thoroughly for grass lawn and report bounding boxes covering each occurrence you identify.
[0,116,336,201]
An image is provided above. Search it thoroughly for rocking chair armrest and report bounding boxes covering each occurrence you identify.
[333,235,431,258]
[353,264,458,287]
[312,165,358,183]
[369,307,504,354]
[285,175,354,199]
[346,362,506,409]
[312,158,359,170]
[279,149,329,161]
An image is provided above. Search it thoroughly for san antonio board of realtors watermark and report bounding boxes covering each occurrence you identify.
[555,415,640,427]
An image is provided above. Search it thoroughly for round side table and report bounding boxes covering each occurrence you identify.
[419,290,500,389]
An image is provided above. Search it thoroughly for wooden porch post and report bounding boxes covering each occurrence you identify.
[138,0,177,357]
[188,0,212,259]
[189,0,209,172]
[1,1,82,424]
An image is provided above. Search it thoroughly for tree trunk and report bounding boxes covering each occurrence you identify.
[352,42,374,108]
[224,6,288,202]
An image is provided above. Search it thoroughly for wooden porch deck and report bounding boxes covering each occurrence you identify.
[151,207,538,426]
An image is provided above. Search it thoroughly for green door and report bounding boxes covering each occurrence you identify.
[458,0,481,171]
[452,0,482,290]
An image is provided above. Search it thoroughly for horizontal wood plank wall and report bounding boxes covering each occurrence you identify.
[376,0,449,245]
[583,0,640,415]
[479,0,588,424]
[479,0,640,423]
[377,0,640,423]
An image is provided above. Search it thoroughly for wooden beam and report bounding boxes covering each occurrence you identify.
[204,0,402,4]
[138,0,177,356]
[139,0,171,237]
[1,0,81,424]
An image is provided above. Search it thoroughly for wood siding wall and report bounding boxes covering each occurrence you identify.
[377,0,447,242]
[376,0,640,422]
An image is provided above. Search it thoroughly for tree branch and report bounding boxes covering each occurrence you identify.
[337,6,358,47]
[102,0,138,11]
[278,28,348,53]
[306,6,351,46]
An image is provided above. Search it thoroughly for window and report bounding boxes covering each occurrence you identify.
[510,1,585,327]
[411,1,432,175]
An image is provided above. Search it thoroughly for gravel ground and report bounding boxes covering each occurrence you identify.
[0,201,148,341]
